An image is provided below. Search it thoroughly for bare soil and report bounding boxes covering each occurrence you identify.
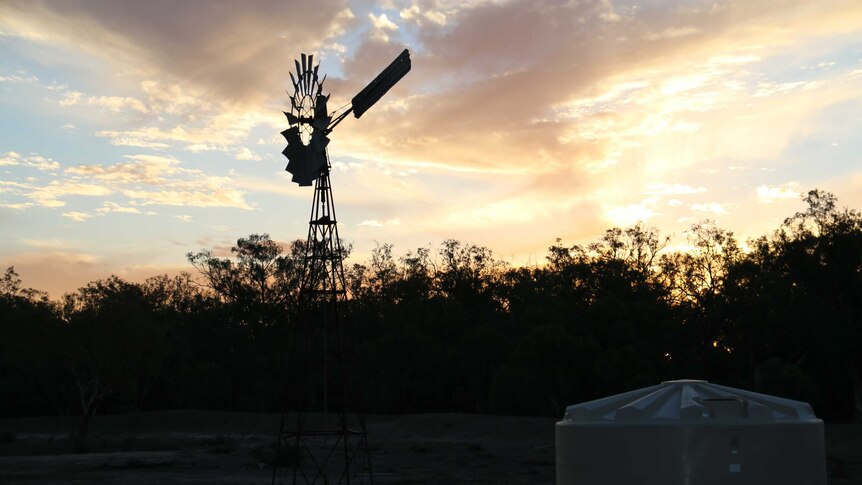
[0,411,858,484]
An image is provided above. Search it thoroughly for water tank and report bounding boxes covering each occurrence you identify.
[556,379,826,485]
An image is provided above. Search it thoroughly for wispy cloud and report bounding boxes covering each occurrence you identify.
[61,211,93,222]
[358,218,400,227]
[96,201,141,215]
[26,181,112,208]
[0,152,60,170]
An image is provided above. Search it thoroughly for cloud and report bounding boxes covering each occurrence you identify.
[0,152,60,170]
[368,13,399,42]
[26,181,112,208]
[66,154,185,185]
[325,0,862,191]
[235,147,261,161]
[691,202,730,216]
[400,5,420,21]
[62,211,93,222]
[8,0,860,186]
[0,73,39,83]
[0,202,33,210]
[59,90,149,113]
[358,218,400,227]
[399,4,447,26]
[122,184,252,210]
[70,155,254,210]
[0,0,357,104]
[95,201,141,215]
[5,152,254,211]
[22,155,61,171]
[106,137,170,149]
[0,151,21,166]
[369,13,398,31]
[757,182,801,203]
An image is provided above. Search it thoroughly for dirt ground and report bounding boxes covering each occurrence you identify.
[0,410,859,484]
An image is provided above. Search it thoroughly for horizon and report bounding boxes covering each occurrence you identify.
[2,0,862,298]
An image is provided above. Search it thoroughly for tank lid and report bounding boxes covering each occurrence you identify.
[562,379,818,424]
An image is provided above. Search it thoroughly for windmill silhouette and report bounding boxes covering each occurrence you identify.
[273,50,411,485]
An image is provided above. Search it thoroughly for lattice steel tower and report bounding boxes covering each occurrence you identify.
[272,51,411,485]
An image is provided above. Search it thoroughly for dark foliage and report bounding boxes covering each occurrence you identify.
[1,189,860,422]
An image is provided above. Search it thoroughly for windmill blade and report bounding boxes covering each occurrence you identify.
[316,74,326,98]
[295,59,303,94]
[352,49,411,119]
[289,72,299,94]
[301,53,309,94]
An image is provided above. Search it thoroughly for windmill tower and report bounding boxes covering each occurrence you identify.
[273,51,411,485]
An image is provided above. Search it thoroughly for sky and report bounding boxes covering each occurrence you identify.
[1,0,862,298]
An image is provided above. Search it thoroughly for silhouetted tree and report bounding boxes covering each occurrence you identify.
[60,277,166,437]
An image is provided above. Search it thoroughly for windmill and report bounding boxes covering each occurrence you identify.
[273,50,411,485]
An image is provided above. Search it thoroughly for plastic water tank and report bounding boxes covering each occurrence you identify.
[556,379,826,485]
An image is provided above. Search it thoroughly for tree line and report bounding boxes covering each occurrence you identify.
[1,189,860,434]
